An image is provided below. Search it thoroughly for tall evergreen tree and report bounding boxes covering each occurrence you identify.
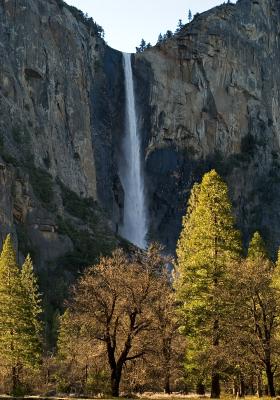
[0,237,42,393]
[247,231,268,260]
[157,33,163,44]
[20,254,42,369]
[165,30,173,39]
[0,235,23,392]
[136,38,147,53]
[176,170,241,398]
[175,19,183,33]
[188,9,192,22]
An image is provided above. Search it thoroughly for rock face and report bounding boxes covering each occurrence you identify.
[0,0,124,313]
[134,0,280,255]
[1,0,280,285]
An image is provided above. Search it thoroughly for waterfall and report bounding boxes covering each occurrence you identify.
[119,53,147,249]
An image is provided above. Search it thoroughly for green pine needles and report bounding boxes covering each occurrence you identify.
[0,234,42,394]
[176,170,242,398]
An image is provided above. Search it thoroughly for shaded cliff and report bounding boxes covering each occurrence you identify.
[0,0,127,321]
[134,0,280,255]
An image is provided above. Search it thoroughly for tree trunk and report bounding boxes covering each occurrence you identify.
[111,369,121,397]
[196,382,205,395]
[11,365,18,395]
[211,372,220,398]
[265,364,275,397]
[164,371,171,394]
[257,373,263,398]
[211,318,220,399]
[238,374,245,398]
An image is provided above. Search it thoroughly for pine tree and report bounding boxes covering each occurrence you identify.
[0,237,42,393]
[136,38,148,53]
[247,231,268,260]
[165,30,173,39]
[0,235,23,392]
[20,254,42,369]
[176,170,241,398]
[157,33,163,44]
[188,9,192,22]
[175,19,183,33]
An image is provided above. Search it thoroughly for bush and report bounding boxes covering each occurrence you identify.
[57,179,97,222]
[56,216,115,268]
[26,162,54,207]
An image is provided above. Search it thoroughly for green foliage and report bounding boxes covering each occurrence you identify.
[0,236,42,392]
[175,19,184,34]
[1,153,19,166]
[136,38,151,53]
[56,180,117,268]
[247,231,268,261]
[176,170,241,293]
[20,255,43,369]
[26,163,54,207]
[0,235,23,368]
[56,216,115,268]
[175,170,241,394]
[58,179,97,222]
[241,134,257,156]
[157,33,163,44]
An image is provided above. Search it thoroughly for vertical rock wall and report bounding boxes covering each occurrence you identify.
[134,0,280,254]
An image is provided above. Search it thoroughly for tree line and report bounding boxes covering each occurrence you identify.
[176,170,280,398]
[136,9,193,53]
[1,169,280,397]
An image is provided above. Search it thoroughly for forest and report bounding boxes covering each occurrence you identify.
[0,170,279,398]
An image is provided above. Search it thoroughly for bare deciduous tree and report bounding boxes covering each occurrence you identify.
[60,247,178,397]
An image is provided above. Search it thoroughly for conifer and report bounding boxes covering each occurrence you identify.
[247,231,268,260]
[0,237,42,392]
[176,170,241,398]
[20,254,42,369]
[157,33,163,44]
[0,235,23,391]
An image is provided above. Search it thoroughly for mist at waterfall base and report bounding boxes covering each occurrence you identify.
[119,53,148,249]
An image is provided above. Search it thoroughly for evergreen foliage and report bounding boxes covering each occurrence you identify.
[136,38,151,53]
[0,235,23,391]
[20,254,42,368]
[176,170,241,398]
[0,236,42,393]
[175,19,184,33]
[165,30,173,39]
[157,33,163,44]
[247,231,268,260]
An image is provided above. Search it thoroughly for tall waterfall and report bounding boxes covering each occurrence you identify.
[119,53,147,249]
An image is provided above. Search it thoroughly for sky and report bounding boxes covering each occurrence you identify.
[65,0,237,53]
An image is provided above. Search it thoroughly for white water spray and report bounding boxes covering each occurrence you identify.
[119,53,148,249]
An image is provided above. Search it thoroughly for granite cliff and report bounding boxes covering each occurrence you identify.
[134,0,280,254]
[0,0,280,292]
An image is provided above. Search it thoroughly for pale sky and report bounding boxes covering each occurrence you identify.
[65,0,237,53]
